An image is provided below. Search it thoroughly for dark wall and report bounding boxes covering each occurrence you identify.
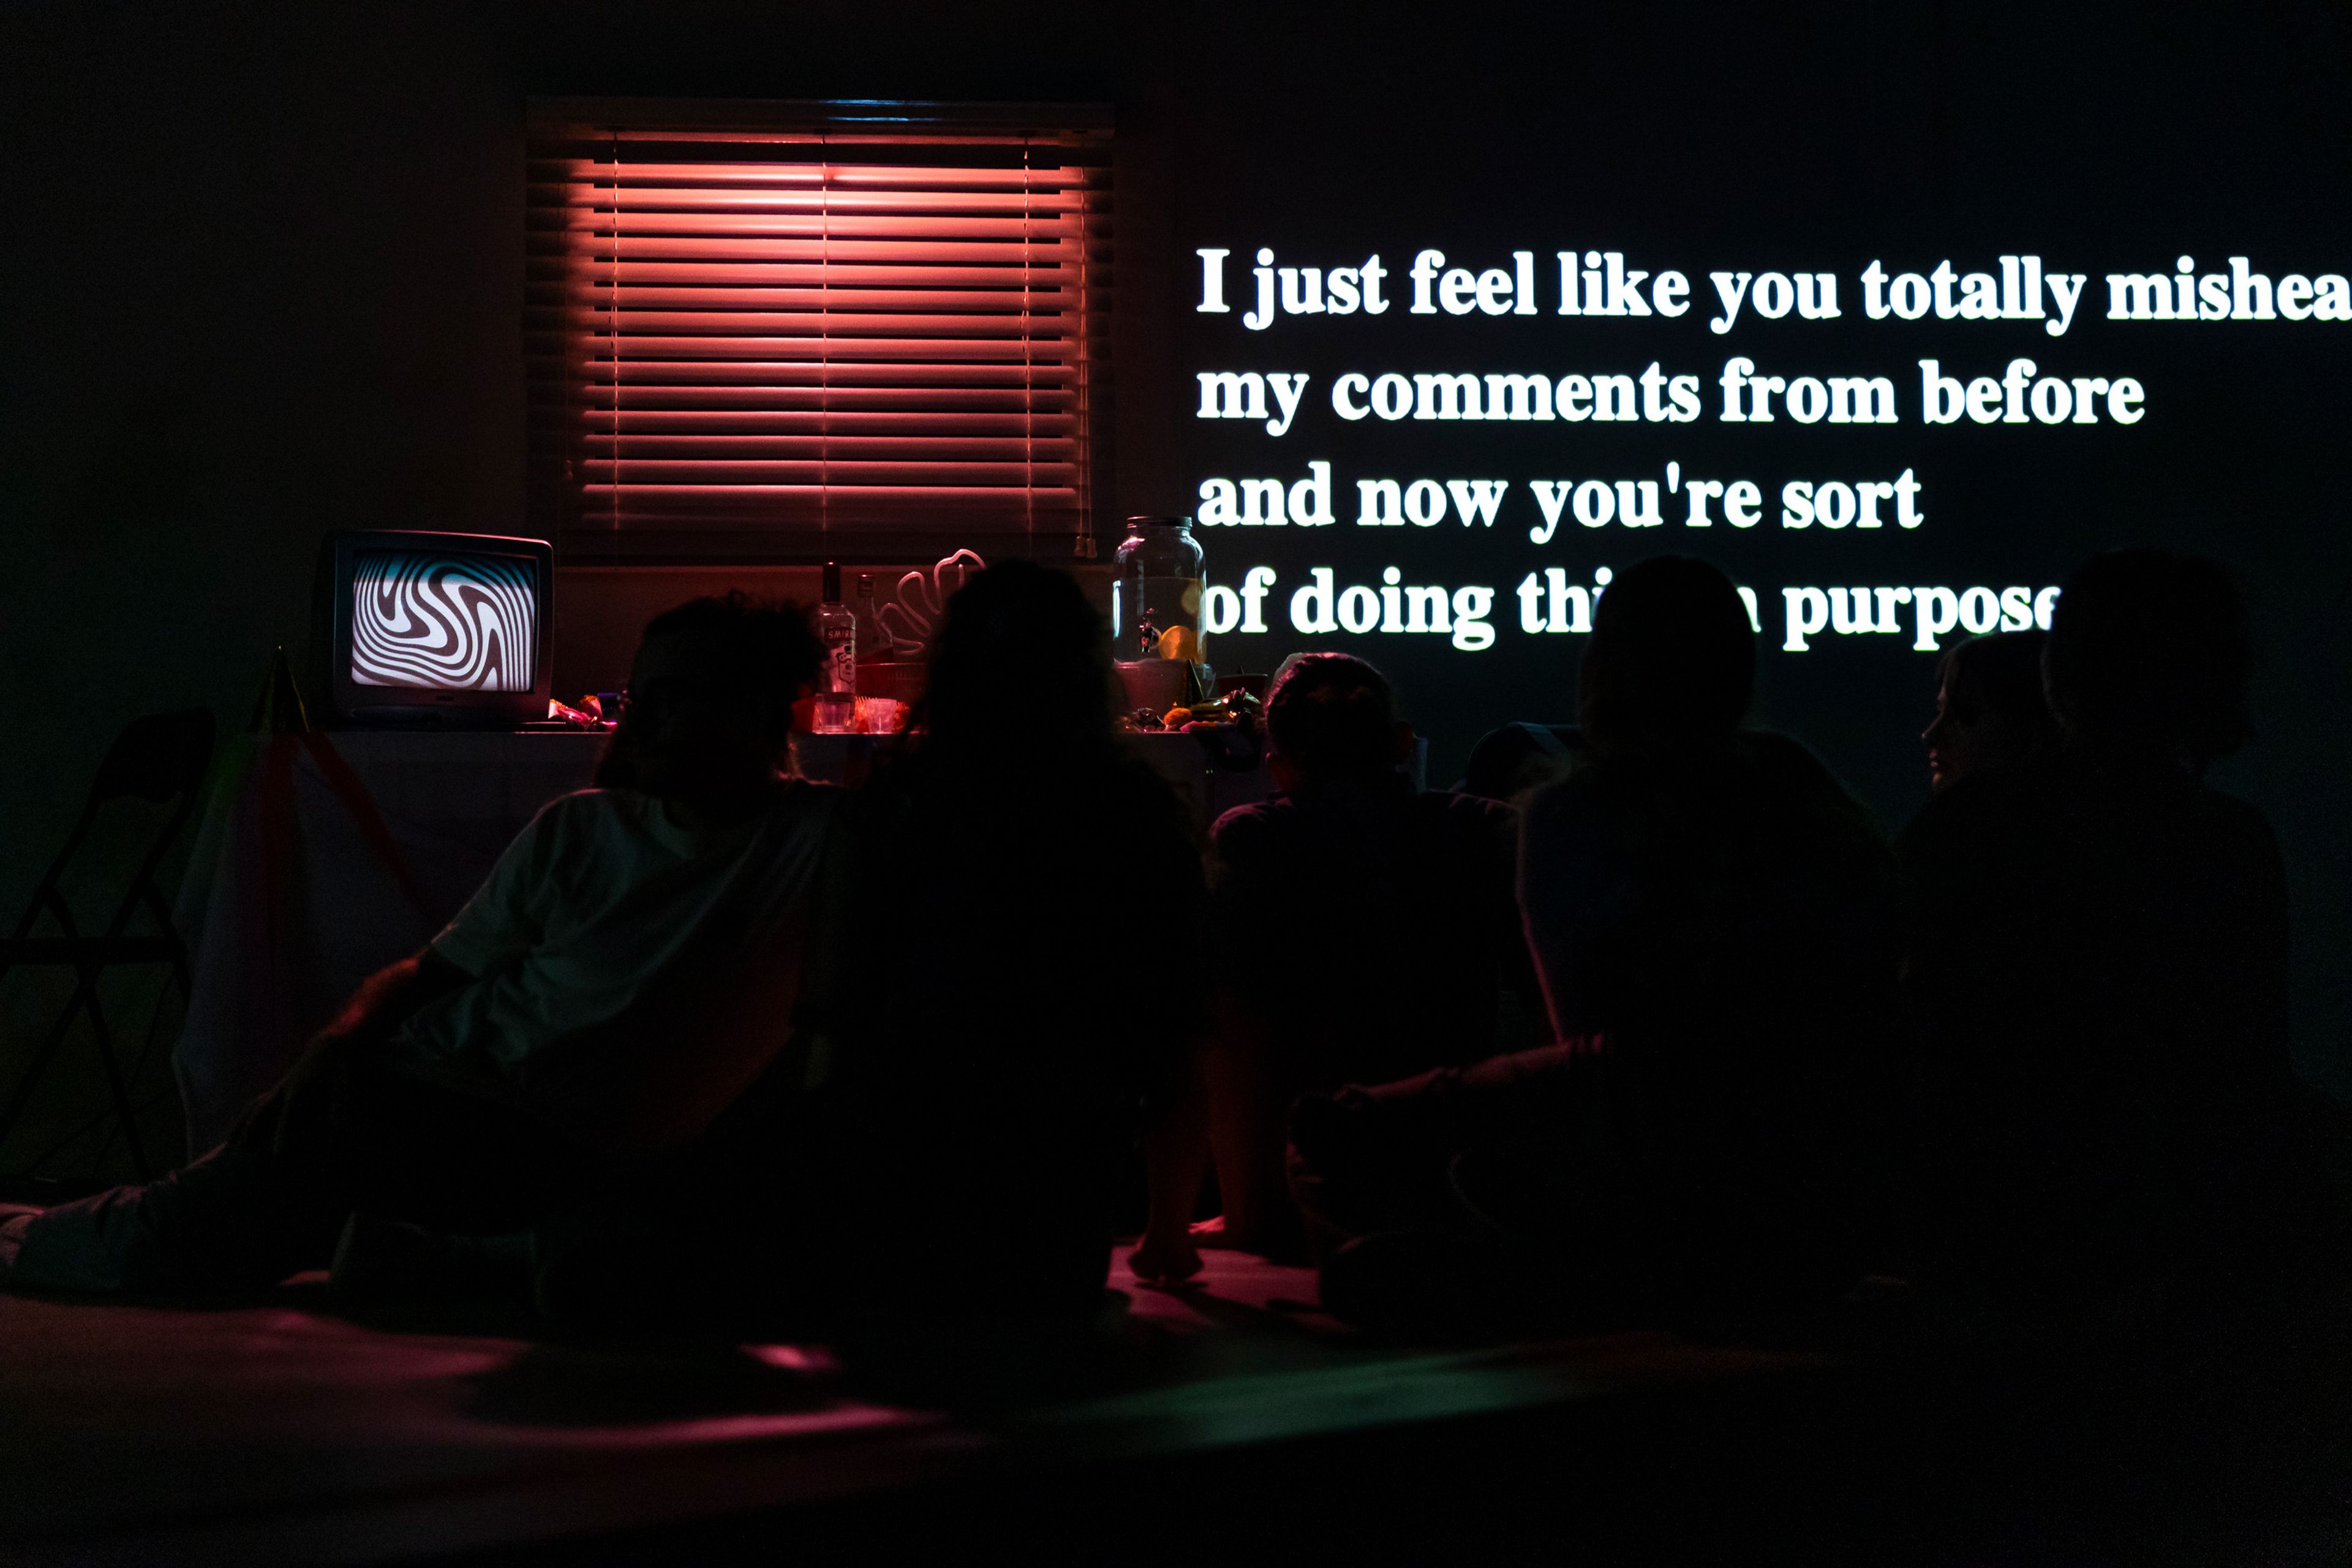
[6,0,2350,1086]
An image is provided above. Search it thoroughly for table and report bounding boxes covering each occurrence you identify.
[171,729,606,1154]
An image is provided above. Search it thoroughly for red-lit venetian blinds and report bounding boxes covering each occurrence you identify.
[526,102,1112,563]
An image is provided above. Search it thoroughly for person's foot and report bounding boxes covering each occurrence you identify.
[0,1204,43,1281]
[1128,1224,1204,1284]
[1186,1212,1311,1266]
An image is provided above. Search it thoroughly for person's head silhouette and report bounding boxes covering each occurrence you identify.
[1923,631,2056,790]
[919,560,1118,758]
[1263,652,1409,793]
[2045,548,2250,774]
[1578,556,1754,753]
[598,592,823,818]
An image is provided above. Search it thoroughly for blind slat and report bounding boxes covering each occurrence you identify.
[530,262,1095,287]
[548,311,1081,337]
[534,235,1086,264]
[539,214,1085,239]
[556,335,1073,363]
[548,361,1079,388]
[529,160,1106,187]
[537,285,1080,311]
[578,410,1080,432]
[538,186,1095,215]
[581,435,1079,458]
[579,461,1080,484]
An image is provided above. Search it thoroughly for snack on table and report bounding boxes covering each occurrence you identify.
[1119,688,1262,734]
[1138,689,1262,732]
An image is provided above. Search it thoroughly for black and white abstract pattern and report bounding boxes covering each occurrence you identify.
[350,551,537,692]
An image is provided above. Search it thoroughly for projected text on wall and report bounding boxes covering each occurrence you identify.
[1189,246,2348,657]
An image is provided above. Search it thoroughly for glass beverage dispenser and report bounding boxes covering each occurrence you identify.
[1111,516,1205,663]
[1111,516,1208,715]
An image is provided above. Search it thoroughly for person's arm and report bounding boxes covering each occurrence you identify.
[271,948,476,1136]
[1515,782,1626,1044]
[315,948,475,1050]
[293,799,564,1101]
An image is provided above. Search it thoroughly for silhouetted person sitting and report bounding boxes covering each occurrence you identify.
[1922,630,2057,791]
[1289,557,1906,1336]
[1131,654,1534,1281]
[0,594,835,1295]
[790,562,1205,1371]
[1901,549,2341,1317]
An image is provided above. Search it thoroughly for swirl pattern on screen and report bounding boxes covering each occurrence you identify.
[350,551,536,692]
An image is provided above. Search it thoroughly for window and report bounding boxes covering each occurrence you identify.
[526,99,1112,564]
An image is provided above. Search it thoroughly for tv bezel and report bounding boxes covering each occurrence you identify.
[317,529,556,728]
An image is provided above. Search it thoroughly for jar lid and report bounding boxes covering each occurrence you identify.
[1125,514,1194,529]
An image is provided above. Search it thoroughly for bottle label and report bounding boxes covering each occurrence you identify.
[823,633,854,695]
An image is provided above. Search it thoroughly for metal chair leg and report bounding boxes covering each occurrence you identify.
[79,983,152,1181]
[0,971,99,1156]
[0,964,165,1182]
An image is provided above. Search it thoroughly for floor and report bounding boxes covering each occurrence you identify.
[10,1245,2352,1566]
[0,1246,1861,1566]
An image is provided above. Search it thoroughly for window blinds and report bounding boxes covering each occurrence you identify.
[526,100,1112,564]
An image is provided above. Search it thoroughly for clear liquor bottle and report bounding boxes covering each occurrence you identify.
[815,560,856,733]
[853,572,884,662]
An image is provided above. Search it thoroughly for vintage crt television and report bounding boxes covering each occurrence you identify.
[313,530,555,727]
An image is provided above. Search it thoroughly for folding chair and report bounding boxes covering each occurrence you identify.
[0,709,216,1179]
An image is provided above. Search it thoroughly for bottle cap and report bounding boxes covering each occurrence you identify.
[823,560,842,602]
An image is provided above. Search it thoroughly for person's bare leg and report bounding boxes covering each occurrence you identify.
[1202,994,1306,1261]
[1131,1046,1208,1283]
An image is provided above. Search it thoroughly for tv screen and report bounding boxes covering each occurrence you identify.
[317,530,554,726]
[350,549,538,693]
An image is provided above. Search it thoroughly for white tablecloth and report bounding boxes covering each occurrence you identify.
[170,729,605,1155]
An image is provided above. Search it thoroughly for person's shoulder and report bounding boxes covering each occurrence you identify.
[1458,722,1586,801]
[528,786,639,837]
[771,775,843,812]
[1407,786,1519,842]
[2185,774,2271,827]
[1210,794,1296,855]
[1728,729,1877,816]
[760,776,845,833]
[490,789,644,883]
[2184,778,2282,859]
[1732,730,1861,801]
[1520,756,1606,815]
[540,785,627,816]
[1414,784,1516,819]
[1735,728,1828,774]
[1517,760,1626,850]
[1897,755,2054,859]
